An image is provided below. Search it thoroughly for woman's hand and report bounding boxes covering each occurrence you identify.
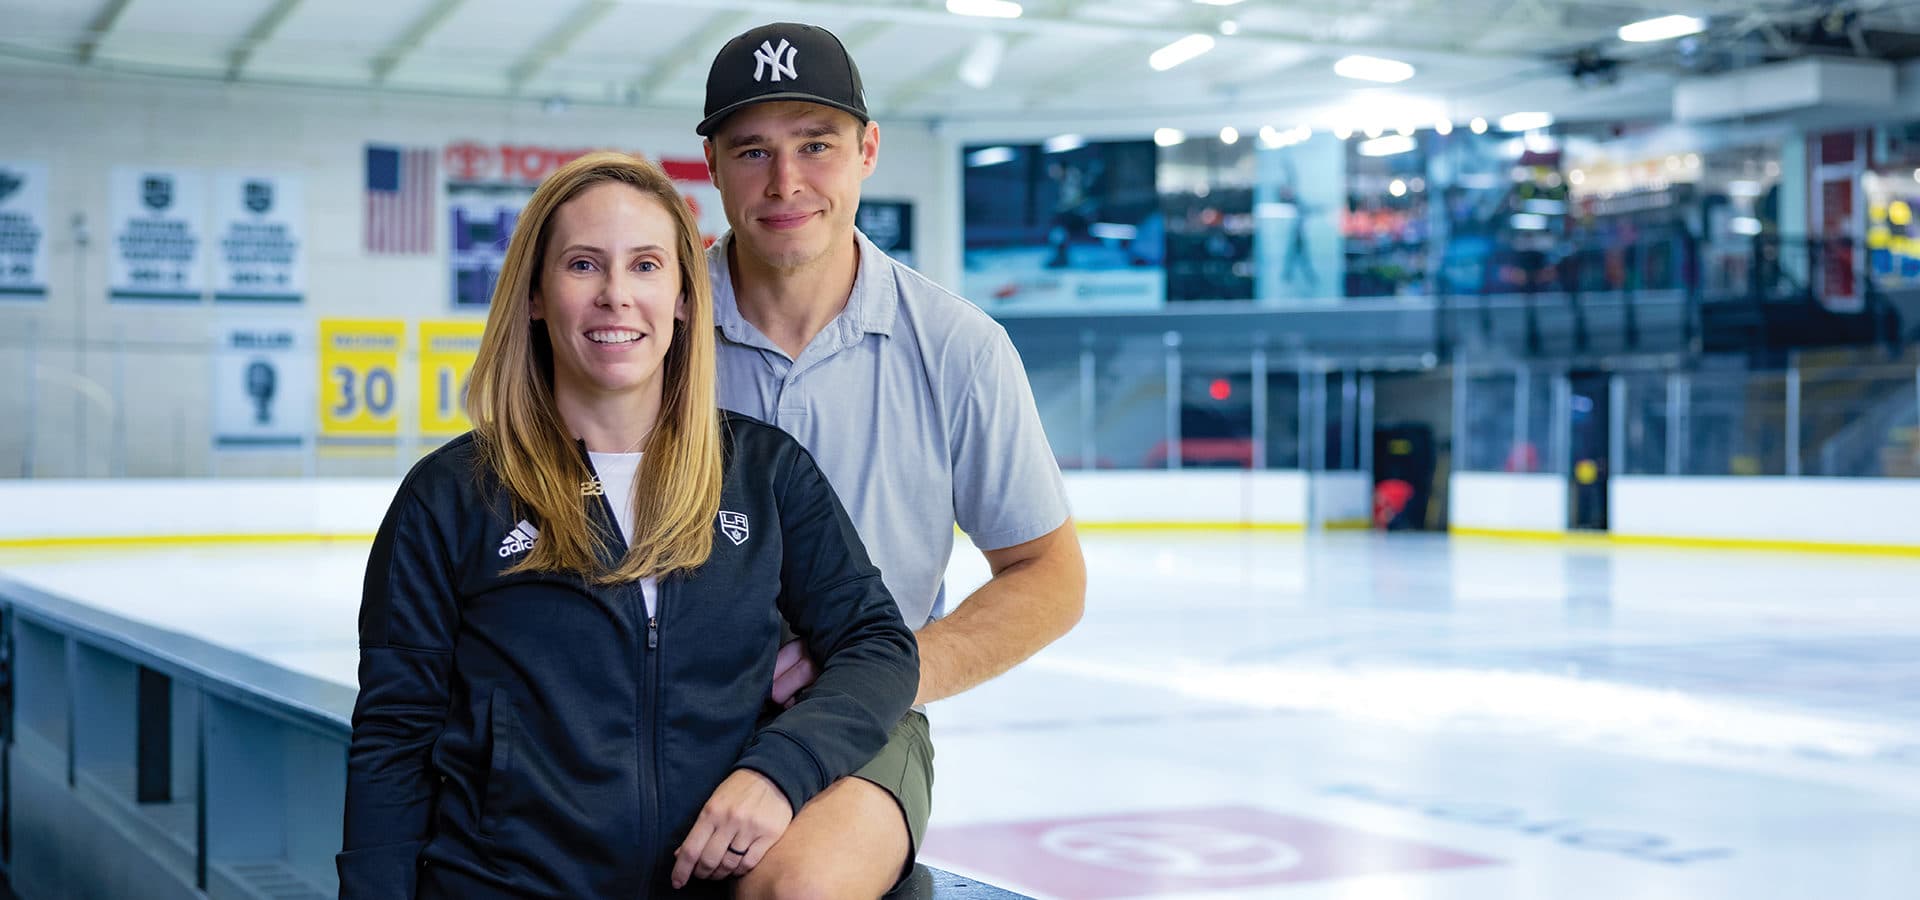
[670,768,793,887]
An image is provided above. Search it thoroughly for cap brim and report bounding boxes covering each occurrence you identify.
[696,93,870,137]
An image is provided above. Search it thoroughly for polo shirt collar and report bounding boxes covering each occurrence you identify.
[710,229,897,348]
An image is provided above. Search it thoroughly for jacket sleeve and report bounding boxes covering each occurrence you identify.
[732,443,919,815]
[337,484,460,899]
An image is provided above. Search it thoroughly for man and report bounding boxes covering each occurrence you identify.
[685,21,1087,899]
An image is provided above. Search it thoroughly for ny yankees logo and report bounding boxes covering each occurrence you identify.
[753,38,798,82]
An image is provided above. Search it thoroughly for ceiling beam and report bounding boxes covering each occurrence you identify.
[227,0,304,81]
[1027,40,1153,103]
[629,9,755,102]
[835,19,892,54]
[882,32,1036,114]
[677,0,1533,68]
[371,0,467,85]
[77,0,136,65]
[507,0,617,93]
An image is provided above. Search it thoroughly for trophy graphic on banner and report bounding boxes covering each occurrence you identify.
[245,359,277,424]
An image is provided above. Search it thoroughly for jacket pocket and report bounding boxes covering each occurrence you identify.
[480,686,515,838]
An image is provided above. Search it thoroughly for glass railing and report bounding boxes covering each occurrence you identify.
[2,332,1914,481]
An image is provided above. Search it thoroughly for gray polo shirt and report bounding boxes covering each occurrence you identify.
[709,230,1070,631]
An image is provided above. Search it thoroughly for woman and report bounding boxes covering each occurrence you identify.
[336,152,917,898]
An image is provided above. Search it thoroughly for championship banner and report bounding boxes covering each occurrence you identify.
[0,161,50,301]
[110,166,207,302]
[213,171,305,303]
[317,319,405,442]
[418,320,485,438]
[445,142,719,309]
[211,319,310,449]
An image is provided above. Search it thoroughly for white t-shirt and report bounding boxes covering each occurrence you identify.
[587,450,659,618]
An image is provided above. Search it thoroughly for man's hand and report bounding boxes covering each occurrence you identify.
[671,769,793,887]
[770,638,818,708]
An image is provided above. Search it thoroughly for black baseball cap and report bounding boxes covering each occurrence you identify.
[697,22,869,137]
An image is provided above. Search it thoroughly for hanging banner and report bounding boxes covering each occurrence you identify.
[0,161,50,301]
[444,142,718,310]
[110,166,207,302]
[857,199,914,269]
[211,319,310,449]
[418,320,486,438]
[213,171,305,303]
[317,319,406,443]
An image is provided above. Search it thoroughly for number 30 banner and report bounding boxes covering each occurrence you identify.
[318,318,405,442]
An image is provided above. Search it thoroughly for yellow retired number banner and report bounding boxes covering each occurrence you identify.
[317,319,405,440]
[419,321,486,437]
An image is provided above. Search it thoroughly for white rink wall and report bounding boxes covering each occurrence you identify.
[0,471,1375,543]
[1448,472,1568,535]
[1610,476,1920,548]
[1450,471,1920,549]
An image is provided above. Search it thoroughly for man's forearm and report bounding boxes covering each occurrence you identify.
[913,524,1085,705]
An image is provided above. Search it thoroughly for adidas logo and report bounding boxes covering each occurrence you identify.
[497,520,540,558]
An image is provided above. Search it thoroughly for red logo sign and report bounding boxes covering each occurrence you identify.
[923,807,1499,898]
[442,142,707,187]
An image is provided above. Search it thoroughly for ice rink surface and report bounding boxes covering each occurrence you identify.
[5,531,1917,899]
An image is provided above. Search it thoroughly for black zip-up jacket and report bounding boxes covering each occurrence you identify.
[336,413,918,899]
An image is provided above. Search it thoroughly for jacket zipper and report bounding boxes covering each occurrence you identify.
[577,440,667,892]
[645,579,666,890]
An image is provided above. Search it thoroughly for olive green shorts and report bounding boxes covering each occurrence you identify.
[849,709,933,878]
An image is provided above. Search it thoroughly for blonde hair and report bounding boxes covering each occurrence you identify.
[466,151,722,583]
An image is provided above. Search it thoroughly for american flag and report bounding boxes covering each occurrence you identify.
[364,145,434,254]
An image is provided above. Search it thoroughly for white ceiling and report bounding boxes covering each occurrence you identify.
[3,0,1913,139]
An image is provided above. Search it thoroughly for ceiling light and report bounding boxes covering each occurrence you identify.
[1154,128,1186,147]
[1150,34,1216,71]
[1569,169,1586,185]
[966,146,1016,167]
[1511,212,1549,230]
[1435,120,1454,135]
[1359,134,1417,157]
[957,34,1006,89]
[1219,19,1240,36]
[1220,126,1239,145]
[1729,216,1763,236]
[1334,125,1354,140]
[1333,55,1415,84]
[1498,111,1554,132]
[1389,178,1407,197]
[946,0,1023,19]
[1043,134,1086,154]
[1259,125,1281,147]
[1364,124,1384,139]
[1470,117,1489,134]
[1397,123,1416,137]
[1618,14,1705,43]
